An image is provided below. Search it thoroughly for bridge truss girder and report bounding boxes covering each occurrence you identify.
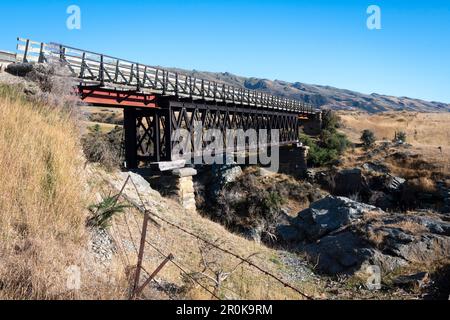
[124,99,301,169]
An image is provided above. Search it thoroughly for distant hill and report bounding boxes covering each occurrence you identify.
[168,68,450,113]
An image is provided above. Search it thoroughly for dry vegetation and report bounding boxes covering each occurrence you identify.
[338,111,450,177]
[0,84,87,299]
[0,81,320,300]
[0,83,130,299]
[89,167,323,300]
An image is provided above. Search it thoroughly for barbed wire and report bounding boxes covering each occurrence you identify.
[126,175,313,300]
[126,202,221,300]
[98,174,312,300]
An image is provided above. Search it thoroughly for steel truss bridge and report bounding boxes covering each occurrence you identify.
[16,38,321,168]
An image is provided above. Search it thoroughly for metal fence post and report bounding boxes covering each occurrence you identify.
[130,212,150,299]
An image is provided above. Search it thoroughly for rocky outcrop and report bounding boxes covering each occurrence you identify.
[277,196,450,276]
[317,168,371,198]
[277,196,381,242]
[210,158,243,196]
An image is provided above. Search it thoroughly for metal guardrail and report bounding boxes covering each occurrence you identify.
[16,38,317,114]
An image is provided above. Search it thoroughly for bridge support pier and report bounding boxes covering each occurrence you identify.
[146,167,198,213]
[300,111,323,136]
[171,168,197,213]
[124,109,138,169]
[278,144,310,177]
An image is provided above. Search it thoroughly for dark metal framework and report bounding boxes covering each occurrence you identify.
[124,99,301,168]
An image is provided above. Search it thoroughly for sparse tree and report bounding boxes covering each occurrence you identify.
[361,129,376,149]
[182,238,258,299]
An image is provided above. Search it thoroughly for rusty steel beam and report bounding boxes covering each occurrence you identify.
[78,87,157,108]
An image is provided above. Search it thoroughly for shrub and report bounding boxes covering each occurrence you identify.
[87,195,130,229]
[321,109,341,132]
[395,131,407,143]
[299,112,350,167]
[361,129,376,149]
[82,126,124,170]
[215,171,285,242]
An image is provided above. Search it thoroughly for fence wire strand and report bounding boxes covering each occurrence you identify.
[106,174,313,300]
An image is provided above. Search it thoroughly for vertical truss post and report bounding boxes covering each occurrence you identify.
[124,108,138,169]
[153,111,161,162]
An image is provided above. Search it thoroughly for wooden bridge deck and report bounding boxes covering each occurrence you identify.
[16,38,317,115]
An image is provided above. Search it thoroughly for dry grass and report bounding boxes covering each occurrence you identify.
[0,84,128,300]
[366,229,388,249]
[338,111,450,147]
[90,167,322,300]
[338,111,450,176]
[389,220,428,235]
[0,84,89,299]
[409,177,437,193]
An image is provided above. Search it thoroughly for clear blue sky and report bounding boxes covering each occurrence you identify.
[1,0,449,102]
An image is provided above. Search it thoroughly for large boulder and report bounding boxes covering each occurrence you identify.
[317,168,371,199]
[278,196,381,242]
[278,196,450,276]
[302,231,407,275]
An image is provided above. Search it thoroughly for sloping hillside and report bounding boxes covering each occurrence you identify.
[168,68,450,113]
[0,84,87,299]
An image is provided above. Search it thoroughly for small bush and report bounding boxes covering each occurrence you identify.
[215,172,285,242]
[361,129,376,149]
[321,109,341,131]
[88,195,130,229]
[82,126,124,170]
[394,131,407,143]
[299,115,350,167]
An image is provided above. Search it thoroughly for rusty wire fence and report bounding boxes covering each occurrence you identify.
[104,175,313,300]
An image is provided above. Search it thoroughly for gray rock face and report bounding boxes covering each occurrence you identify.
[362,162,390,174]
[281,196,381,241]
[278,196,450,276]
[334,168,370,196]
[386,175,406,192]
[210,157,243,196]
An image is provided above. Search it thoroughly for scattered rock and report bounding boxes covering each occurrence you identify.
[362,162,390,174]
[386,175,406,192]
[278,196,381,242]
[393,272,430,290]
[279,196,450,276]
[89,228,116,263]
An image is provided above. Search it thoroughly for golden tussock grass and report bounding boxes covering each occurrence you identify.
[338,111,450,176]
[0,84,87,299]
[408,177,437,193]
[389,220,428,235]
[338,111,450,147]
